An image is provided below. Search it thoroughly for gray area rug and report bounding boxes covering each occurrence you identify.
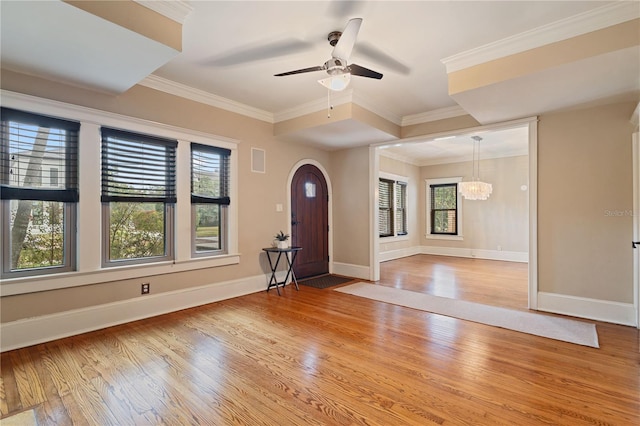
[299,274,354,289]
[336,282,599,348]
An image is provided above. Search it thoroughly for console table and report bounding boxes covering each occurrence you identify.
[262,246,302,295]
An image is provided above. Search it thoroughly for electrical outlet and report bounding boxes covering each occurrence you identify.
[141,283,150,294]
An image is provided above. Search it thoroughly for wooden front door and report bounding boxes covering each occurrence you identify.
[291,164,329,279]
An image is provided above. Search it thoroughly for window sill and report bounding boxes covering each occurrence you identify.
[425,234,464,241]
[0,253,241,296]
[379,235,410,242]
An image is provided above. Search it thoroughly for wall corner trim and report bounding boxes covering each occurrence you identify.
[420,246,528,263]
[537,291,637,326]
[332,262,371,281]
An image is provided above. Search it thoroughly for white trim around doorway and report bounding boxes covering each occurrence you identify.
[370,116,538,308]
[287,160,334,275]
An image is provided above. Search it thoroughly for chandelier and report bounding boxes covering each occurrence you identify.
[459,136,492,200]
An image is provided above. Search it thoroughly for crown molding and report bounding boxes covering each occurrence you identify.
[418,147,529,167]
[139,74,274,123]
[441,2,640,73]
[135,0,193,24]
[379,149,421,167]
[401,105,468,126]
[352,91,402,125]
[273,89,402,125]
[0,90,240,146]
[273,89,354,122]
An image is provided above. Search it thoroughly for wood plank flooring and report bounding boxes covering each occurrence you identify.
[1,255,639,425]
[380,255,530,310]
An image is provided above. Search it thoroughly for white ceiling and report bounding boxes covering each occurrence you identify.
[1,0,638,159]
[380,125,529,166]
[154,0,617,118]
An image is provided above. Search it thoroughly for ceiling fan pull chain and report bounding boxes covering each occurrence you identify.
[327,89,331,118]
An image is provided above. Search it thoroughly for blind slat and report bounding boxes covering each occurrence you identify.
[1,108,79,202]
[191,143,231,205]
[101,127,177,203]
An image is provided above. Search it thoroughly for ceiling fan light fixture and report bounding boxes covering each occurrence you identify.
[318,73,351,91]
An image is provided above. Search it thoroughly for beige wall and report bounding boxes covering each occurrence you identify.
[1,69,636,324]
[0,70,335,322]
[64,0,183,51]
[331,146,371,267]
[402,115,480,139]
[421,156,529,253]
[538,101,636,303]
[378,155,421,252]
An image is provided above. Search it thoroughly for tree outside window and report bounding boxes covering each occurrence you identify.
[101,128,176,266]
[1,107,78,278]
[425,176,463,240]
[431,184,458,235]
[191,144,230,256]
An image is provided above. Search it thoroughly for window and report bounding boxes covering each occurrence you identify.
[1,107,79,278]
[430,184,458,235]
[191,143,230,256]
[426,177,463,239]
[395,181,407,235]
[101,128,176,266]
[379,177,408,238]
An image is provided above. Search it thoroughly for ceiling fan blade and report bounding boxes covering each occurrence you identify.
[274,65,325,77]
[332,18,362,61]
[355,42,410,75]
[327,0,365,18]
[348,63,383,80]
[204,39,313,67]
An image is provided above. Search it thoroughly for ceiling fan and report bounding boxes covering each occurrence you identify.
[274,18,383,91]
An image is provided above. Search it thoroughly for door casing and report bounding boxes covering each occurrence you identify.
[287,160,333,277]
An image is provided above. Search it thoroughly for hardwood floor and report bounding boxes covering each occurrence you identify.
[1,255,638,425]
[380,255,529,310]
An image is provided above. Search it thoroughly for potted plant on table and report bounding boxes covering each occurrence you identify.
[274,231,290,249]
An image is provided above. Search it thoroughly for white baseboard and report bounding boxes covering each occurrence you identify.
[379,246,422,262]
[537,291,637,326]
[420,246,528,263]
[1,274,274,352]
[333,262,370,280]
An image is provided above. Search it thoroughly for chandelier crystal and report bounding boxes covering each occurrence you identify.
[459,136,493,200]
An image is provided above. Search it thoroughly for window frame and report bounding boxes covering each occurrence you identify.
[100,127,177,268]
[426,177,464,241]
[0,92,240,297]
[430,183,458,235]
[0,108,79,279]
[379,178,394,238]
[395,181,408,236]
[191,143,231,257]
[379,172,409,239]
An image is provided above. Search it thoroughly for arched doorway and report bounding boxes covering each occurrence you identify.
[291,164,329,278]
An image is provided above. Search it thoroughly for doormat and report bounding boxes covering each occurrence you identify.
[298,274,355,289]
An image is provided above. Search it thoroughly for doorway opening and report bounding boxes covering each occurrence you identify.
[371,117,537,310]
